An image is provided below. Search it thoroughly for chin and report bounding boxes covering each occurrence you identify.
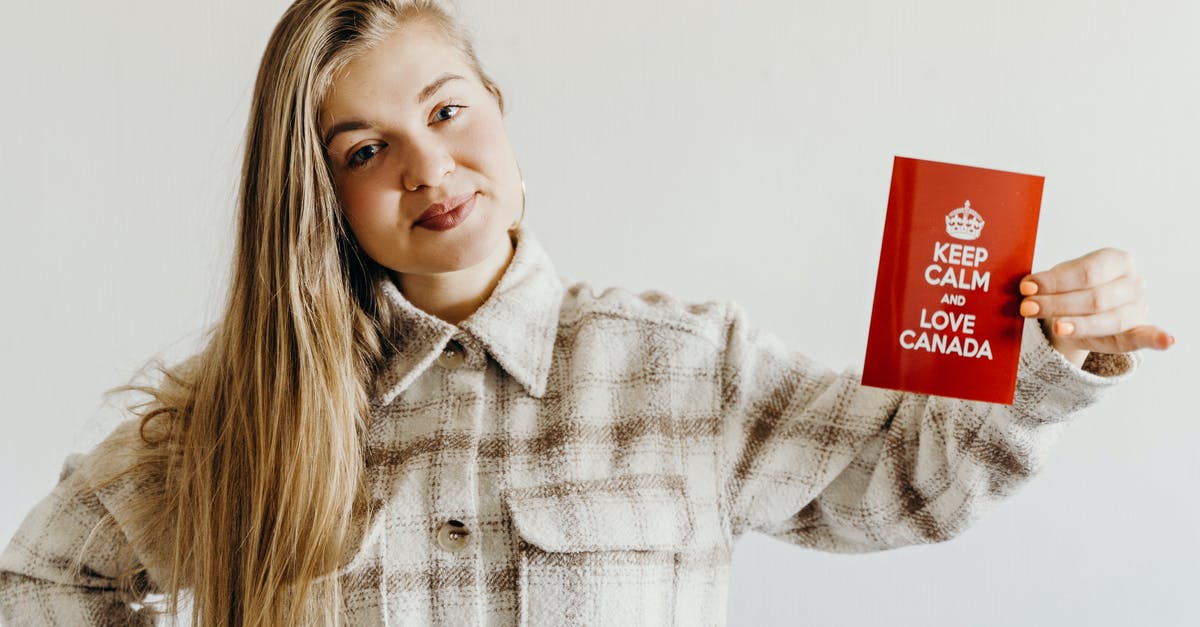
[399,215,511,274]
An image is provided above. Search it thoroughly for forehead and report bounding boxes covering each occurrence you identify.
[320,24,473,123]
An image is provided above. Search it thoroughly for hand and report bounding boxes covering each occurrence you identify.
[1018,247,1175,368]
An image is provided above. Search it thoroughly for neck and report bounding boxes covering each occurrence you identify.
[396,232,517,327]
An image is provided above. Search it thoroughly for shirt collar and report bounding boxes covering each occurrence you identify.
[369,223,563,406]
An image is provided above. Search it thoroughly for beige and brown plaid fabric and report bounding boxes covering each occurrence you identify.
[0,224,1141,625]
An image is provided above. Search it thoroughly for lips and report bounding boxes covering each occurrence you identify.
[416,192,476,224]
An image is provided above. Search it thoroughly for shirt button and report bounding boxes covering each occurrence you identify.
[437,519,470,553]
[437,339,466,369]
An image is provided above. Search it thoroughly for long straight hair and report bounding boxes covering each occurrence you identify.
[73,1,507,624]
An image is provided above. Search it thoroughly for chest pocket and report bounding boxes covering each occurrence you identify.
[502,475,696,627]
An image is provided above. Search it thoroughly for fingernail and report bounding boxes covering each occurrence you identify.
[1019,300,1040,317]
[1020,281,1039,296]
[1057,320,1075,336]
[1169,334,1176,346]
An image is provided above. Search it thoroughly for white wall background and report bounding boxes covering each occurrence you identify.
[2,1,1196,625]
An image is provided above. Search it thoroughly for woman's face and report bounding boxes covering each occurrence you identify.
[319,24,521,276]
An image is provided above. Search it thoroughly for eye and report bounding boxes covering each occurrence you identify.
[433,103,468,123]
[346,144,381,170]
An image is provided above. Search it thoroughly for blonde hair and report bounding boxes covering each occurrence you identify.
[73,1,506,624]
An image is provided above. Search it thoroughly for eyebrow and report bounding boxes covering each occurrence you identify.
[321,72,466,147]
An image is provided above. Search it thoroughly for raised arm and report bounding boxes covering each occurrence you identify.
[717,300,1140,552]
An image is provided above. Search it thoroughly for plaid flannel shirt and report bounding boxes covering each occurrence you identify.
[0,223,1141,625]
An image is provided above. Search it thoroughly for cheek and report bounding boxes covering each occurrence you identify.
[457,117,513,176]
[337,176,401,234]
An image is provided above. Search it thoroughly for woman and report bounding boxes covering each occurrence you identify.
[0,0,1174,625]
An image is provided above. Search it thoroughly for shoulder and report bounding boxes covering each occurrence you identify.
[556,277,733,351]
[71,416,176,586]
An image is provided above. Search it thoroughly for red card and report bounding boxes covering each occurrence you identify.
[861,156,1044,405]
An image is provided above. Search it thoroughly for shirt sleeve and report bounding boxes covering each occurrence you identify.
[716,300,1141,552]
[0,448,158,625]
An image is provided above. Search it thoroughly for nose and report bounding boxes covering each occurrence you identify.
[400,134,455,192]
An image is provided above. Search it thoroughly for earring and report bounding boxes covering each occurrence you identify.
[510,162,526,231]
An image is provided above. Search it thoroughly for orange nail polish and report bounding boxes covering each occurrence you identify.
[1057,320,1075,336]
[1019,301,1040,317]
[1020,281,1039,296]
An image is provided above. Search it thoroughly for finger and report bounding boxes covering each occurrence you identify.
[1022,248,1134,295]
[1020,274,1145,318]
[1053,300,1146,338]
[1072,324,1175,353]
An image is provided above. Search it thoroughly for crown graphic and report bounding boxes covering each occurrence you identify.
[945,200,985,240]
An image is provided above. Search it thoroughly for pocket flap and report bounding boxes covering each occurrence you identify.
[503,474,695,553]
